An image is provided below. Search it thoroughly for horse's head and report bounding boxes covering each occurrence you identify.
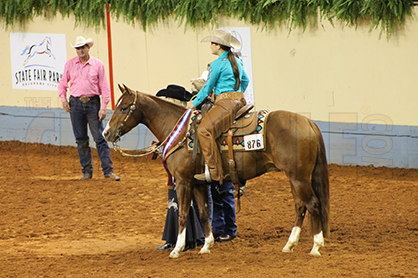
[103,84,140,142]
[43,36,51,46]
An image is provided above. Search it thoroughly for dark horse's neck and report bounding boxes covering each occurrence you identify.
[136,92,188,143]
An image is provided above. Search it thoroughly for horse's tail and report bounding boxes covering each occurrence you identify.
[309,120,330,238]
[20,46,30,56]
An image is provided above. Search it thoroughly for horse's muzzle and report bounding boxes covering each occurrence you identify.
[103,132,120,143]
[102,124,120,142]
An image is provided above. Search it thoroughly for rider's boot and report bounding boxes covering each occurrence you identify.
[194,164,212,182]
[194,165,223,184]
[194,173,209,181]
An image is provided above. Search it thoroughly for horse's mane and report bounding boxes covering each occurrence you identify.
[119,85,188,125]
[153,95,187,109]
[138,91,188,112]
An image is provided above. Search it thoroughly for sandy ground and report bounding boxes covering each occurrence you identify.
[0,141,417,278]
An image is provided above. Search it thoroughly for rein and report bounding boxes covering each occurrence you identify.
[112,106,191,158]
[112,143,161,157]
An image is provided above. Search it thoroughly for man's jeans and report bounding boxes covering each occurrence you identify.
[211,182,237,237]
[69,96,113,176]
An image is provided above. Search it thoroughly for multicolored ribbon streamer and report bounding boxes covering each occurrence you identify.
[162,109,193,184]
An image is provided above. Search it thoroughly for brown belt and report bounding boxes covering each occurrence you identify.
[74,95,99,103]
[79,96,91,103]
[215,92,244,104]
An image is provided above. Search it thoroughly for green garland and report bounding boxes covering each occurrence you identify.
[0,0,416,38]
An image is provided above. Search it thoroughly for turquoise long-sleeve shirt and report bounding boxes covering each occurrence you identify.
[193,51,250,107]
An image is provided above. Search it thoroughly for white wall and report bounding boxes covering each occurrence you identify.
[1,12,418,126]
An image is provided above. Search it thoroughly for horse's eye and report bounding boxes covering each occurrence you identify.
[120,107,128,112]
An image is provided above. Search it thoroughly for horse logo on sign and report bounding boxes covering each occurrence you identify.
[11,33,66,90]
[20,36,56,66]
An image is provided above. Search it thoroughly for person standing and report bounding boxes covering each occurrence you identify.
[58,36,119,181]
[211,182,237,242]
[156,181,205,251]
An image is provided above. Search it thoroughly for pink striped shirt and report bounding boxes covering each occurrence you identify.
[58,56,111,110]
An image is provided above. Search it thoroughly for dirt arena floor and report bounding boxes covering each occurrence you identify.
[0,140,417,278]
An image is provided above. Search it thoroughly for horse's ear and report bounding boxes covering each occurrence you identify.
[118,84,125,94]
[123,84,133,95]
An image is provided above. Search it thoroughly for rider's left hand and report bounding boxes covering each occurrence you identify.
[186,101,194,110]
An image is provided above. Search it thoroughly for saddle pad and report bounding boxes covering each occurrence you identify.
[187,110,270,152]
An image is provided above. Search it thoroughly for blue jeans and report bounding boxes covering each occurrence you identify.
[211,182,237,237]
[69,96,113,176]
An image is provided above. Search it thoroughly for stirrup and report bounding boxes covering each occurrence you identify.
[204,164,212,183]
[194,164,212,183]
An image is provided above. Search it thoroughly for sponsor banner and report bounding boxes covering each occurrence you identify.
[10,33,67,91]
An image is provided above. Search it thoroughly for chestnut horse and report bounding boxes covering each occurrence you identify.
[103,85,330,258]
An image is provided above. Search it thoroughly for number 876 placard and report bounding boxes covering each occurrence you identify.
[244,134,264,151]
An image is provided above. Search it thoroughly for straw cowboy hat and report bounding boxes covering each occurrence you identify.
[71,36,94,48]
[201,29,241,49]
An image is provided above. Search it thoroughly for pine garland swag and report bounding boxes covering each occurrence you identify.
[0,0,416,38]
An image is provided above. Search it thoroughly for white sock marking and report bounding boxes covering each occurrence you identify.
[282,226,301,253]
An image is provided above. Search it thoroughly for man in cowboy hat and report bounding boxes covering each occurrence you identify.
[58,36,120,181]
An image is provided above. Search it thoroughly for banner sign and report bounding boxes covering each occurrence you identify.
[10,33,67,91]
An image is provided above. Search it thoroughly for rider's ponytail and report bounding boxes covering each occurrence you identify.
[220,45,241,91]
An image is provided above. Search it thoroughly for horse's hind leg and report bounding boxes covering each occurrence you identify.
[285,176,324,256]
[282,203,306,253]
[307,195,324,256]
[295,185,324,256]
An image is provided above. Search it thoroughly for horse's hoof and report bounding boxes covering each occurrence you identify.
[169,250,181,259]
[282,241,296,253]
[282,247,294,253]
[206,241,214,249]
[198,248,210,254]
[309,250,321,256]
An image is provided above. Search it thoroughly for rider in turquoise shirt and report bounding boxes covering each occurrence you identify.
[192,51,249,107]
[189,29,250,184]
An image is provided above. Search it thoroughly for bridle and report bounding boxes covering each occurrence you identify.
[111,91,191,158]
[115,91,138,140]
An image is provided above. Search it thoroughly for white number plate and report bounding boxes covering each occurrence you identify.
[244,134,264,151]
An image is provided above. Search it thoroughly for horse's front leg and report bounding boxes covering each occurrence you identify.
[169,181,192,259]
[193,185,214,254]
[169,227,186,259]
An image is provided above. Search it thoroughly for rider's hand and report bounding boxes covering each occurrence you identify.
[186,101,195,110]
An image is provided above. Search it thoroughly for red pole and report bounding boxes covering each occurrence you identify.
[106,3,115,110]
